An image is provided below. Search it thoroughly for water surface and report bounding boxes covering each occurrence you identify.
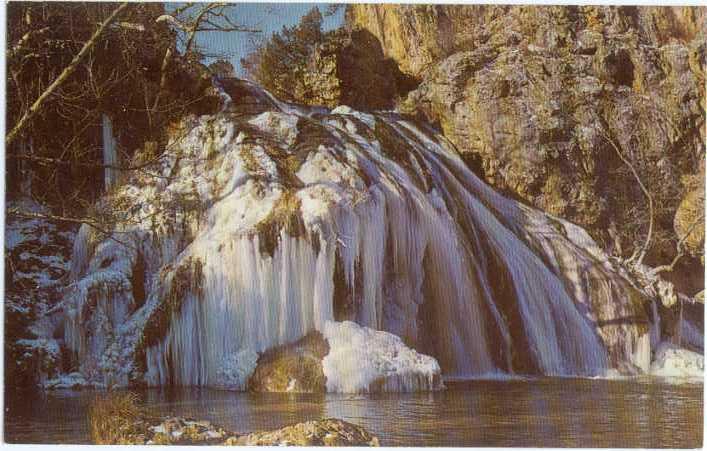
[4,378,703,447]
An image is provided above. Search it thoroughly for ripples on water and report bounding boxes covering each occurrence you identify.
[4,378,703,447]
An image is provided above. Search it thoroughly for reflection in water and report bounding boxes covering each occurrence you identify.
[4,378,703,447]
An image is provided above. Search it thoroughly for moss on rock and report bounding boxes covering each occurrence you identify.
[248,332,329,393]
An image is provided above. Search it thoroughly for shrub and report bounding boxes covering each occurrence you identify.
[87,391,144,444]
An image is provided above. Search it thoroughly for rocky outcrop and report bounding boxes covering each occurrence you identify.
[98,416,379,446]
[274,29,417,111]
[347,5,706,287]
[227,418,380,446]
[348,6,706,79]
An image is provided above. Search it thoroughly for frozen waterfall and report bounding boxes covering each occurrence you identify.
[55,79,655,388]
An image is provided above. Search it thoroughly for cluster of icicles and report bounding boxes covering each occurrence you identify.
[54,79,656,391]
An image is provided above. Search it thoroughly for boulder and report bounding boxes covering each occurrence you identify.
[111,416,380,446]
[227,418,380,446]
[248,323,444,394]
[248,332,329,393]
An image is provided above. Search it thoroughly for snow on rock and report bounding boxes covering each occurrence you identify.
[248,111,300,146]
[43,372,89,389]
[651,342,704,381]
[5,198,74,291]
[322,321,442,393]
[215,348,259,389]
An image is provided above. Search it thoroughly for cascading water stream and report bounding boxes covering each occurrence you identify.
[55,79,655,389]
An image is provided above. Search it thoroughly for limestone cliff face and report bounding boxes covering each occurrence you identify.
[347,6,705,79]
[348,5,706,288]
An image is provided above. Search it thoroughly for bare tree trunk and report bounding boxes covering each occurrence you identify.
[6,2,129,147]
[150,46,174,120]
[596,127,654,266]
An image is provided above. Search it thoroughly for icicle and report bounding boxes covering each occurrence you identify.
[144,232,337,387]
[102,114,119,190]
[69,223,94,279]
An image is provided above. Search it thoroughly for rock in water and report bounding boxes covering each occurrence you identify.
[248,331,330,393]
[114,416,380,446]
[248,321,442,393]
[229,418,380,446]
[42,79,676,388]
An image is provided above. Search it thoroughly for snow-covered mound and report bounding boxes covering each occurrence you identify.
[651,342,704,381]
[36,79,697,389]
[322,321,442,393]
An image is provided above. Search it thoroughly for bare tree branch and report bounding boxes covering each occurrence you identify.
[6,2,129,147]
[151,3,259,116]
[7,207,136,250]
[8,26,51,61]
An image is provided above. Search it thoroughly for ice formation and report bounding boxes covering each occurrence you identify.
[322,321,442,393]
[46,79,677,389]
[102,114,119,189]
[650,342,704,381]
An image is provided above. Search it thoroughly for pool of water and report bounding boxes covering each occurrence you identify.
[4,377,703,447]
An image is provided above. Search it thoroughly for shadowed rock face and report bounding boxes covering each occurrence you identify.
[269,29,419,111]
[347,5,706,289]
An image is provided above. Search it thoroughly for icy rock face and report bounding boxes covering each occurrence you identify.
[52,79,661,388]
[5,198,76,388]
[322,321,442,393]
[651,342,704,380]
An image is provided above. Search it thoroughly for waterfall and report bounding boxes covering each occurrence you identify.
[56,80,657,388]
[102,114,119,190]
